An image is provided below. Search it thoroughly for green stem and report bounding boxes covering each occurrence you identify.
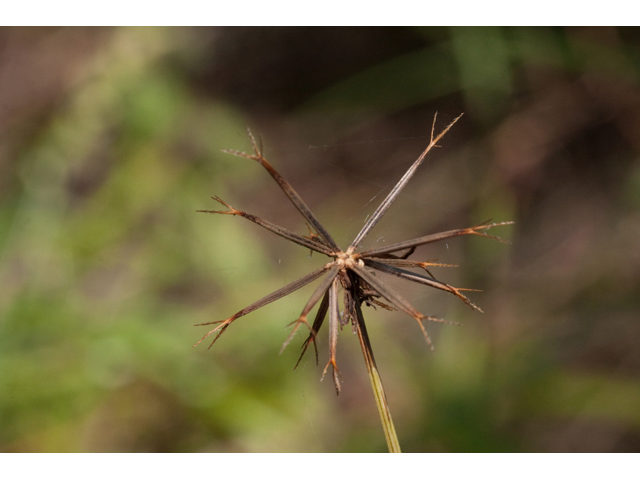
[355,303,401,453]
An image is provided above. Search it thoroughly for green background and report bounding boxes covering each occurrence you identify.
[1,27,640,452]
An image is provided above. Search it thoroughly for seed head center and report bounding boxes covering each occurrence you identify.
[337,253,362,269]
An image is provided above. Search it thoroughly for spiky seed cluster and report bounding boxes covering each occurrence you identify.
[196,114,513,394]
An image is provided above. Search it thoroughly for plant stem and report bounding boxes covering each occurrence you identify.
[355,302,401,453]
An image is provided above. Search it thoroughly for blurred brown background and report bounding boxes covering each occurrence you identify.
[1,26,639,452]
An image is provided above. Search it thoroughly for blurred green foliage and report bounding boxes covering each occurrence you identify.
[1,26,639,452]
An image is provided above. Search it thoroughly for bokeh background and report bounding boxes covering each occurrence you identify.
[1,26,639,453]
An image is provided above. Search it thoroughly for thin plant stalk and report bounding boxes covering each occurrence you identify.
[355,300,401,453]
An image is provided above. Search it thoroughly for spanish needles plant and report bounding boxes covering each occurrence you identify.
[196,114,512,452]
